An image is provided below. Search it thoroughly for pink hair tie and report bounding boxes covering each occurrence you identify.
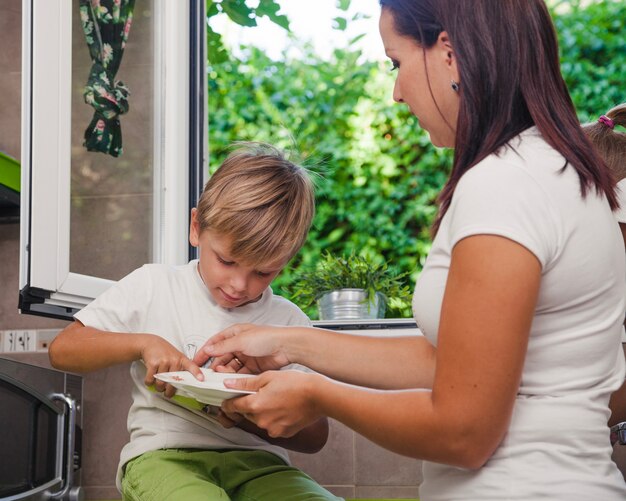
[598,115,615,129]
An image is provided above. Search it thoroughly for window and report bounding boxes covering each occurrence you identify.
[19,0,206,320]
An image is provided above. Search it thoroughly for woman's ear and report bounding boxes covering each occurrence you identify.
[438,31,460,84]
[189,208,200,247]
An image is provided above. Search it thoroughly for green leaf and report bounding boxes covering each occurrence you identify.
[336,0,351,12]
[349,33,366,46]
[351,12,369,22]
[206,25,230,64]
[221,0,257,27]
[332,16,347,31]
[206,0,219,17]
[255,0,290,30]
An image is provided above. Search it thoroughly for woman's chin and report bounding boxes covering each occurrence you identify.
[427,131,454,149]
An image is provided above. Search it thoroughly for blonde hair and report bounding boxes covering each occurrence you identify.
[197,143,315,265]
[583,103,626,182]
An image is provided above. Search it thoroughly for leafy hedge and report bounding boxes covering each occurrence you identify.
[208,0,626,318]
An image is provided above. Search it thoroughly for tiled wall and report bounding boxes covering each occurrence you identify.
[291,425,423,499]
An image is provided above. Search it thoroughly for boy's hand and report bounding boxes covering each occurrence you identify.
[214,407,245,429]
[193,323,291,372]
[140,334,204,398]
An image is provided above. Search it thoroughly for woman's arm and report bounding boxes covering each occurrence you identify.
[49,320,204,393]
[221,235,541,468]
[196,325,437,390]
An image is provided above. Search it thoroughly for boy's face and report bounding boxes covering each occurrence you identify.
[190,209,288,309]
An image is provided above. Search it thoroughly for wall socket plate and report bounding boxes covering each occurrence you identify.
[36,329,60,351]
[1,330,36,352]
[0,329,60,352]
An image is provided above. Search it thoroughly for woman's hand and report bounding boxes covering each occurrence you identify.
[140,334,204,398]
[192,323,293,373]
[220,370,323,438]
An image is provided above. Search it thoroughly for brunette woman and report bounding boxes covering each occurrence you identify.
[196,2,626,499]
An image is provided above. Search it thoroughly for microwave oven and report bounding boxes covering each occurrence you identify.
[0,357,83,501]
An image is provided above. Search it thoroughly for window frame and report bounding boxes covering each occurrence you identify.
[19,0,206,320]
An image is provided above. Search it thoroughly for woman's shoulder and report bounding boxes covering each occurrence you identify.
[458,127,569,197]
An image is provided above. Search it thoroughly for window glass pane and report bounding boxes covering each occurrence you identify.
[70,0,155,281]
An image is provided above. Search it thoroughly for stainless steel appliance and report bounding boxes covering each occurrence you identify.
[0,357,83,501]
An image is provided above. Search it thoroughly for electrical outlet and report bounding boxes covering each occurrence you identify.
[13,330,36,352]
[1,330,37,352]
[36,329,60,351]
[2,330,16,352]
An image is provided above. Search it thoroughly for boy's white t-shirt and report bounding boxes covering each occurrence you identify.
[75,260,312,490]
[413,128,626,500]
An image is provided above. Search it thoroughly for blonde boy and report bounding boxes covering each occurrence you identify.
[49,143,340,500]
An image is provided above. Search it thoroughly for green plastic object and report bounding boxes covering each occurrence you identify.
[0,151,20,193]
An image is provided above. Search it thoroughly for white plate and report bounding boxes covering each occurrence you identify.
[155,368,255,406]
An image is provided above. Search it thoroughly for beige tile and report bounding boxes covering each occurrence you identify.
[324,485,354,499]
[0,224,70,330]
[354,485,420,499]
[0,3,21,72]
[354,432,422,486]
[82,485,121,500]
[81,363,133,488]
[0,72,22,159]
[290,419,355,485]
[0,0,21,14]
[69,194,153,281]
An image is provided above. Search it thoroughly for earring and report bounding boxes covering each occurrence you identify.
[451,80,460,93]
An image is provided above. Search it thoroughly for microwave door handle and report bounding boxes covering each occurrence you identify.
[48,393,78,500]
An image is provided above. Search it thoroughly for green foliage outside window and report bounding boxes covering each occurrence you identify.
[207,0,626,318]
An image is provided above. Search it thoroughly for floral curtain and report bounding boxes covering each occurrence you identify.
[79,0,136,157]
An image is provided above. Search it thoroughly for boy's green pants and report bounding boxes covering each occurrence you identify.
[121,448,342,501]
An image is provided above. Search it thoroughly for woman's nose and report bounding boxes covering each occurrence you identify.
[393,78,403,103]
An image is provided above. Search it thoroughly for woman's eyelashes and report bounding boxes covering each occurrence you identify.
[389,59,399,71]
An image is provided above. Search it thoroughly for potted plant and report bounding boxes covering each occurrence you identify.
[287,252,412,320]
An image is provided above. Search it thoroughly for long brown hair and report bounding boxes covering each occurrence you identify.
[380,0,618,234]
[583,103,626,182]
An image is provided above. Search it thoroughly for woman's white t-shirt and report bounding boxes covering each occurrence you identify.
[413,128,626,500]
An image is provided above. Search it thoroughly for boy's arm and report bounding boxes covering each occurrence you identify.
[220,411,329,453]
[49,320,149,372]
[49,320,203,393]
